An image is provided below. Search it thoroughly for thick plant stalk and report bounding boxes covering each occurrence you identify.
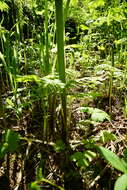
[55,0,66,83]
[45,0,50,74]
[55,0,67,143]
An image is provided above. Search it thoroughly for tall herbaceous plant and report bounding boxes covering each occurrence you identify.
[55,0,67,143]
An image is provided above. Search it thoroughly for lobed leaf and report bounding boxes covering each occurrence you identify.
[77,107,110,122]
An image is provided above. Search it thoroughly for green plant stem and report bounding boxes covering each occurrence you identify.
[45,0,50,74]
[55,0,67,143]
[109,23,115,114]
[55,0,66,83]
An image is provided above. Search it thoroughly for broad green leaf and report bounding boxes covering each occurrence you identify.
[91,109,110,122]
[0,130,20,157]
[16,75,41,83]
[78,107,110,122]
[98,146,127,173]
[114,174,127,190]
[4,130,20,152]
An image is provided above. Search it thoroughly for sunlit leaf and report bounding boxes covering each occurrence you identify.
[6,98,14,109]
[35,10,44,15]
[91,108,110,122]
[114,174,127,190]
[80,24,89,31]
[97,146,127,173]
[97,46,105,51]
[0,1,9,12]
[89,0,105,8]
[16,75,41,83]
[77,107,110,122]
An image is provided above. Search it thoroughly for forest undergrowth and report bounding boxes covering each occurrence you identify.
[1,0,127,190]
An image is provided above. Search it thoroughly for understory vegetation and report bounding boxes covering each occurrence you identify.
[1,0,127,189]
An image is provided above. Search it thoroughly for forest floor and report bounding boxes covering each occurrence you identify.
[1,91,127,190]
